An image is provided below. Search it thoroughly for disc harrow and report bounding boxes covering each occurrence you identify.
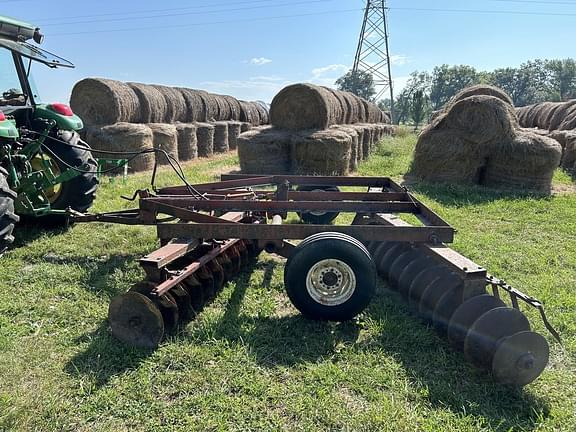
[72,174,560,386]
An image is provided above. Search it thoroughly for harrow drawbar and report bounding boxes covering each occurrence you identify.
[73,174,560,386]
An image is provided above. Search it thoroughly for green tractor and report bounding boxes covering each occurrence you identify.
[0,15,99,253]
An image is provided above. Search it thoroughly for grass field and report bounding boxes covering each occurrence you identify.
[1,134,575,431]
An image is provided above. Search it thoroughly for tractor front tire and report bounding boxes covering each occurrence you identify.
[37,131,99,223]
[0,167,19,254]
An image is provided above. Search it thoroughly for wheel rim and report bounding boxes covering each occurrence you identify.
[309,189,328,216]
[30,154,62,203]
[306,258,356,306]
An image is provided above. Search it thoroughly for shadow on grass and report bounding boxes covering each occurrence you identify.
[403,179,553,207]
[11,222,68,249]
[64,257,549,430]
[65,323,154,387]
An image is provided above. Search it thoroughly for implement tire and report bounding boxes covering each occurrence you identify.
[0,167,19,254]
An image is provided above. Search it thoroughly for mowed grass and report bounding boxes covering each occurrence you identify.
[1,135,575,431]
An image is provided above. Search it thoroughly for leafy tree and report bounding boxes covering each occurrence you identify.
[335,70,376,101]
[429,65,480,109]
[546,58,576,100]
[411,89,427,130]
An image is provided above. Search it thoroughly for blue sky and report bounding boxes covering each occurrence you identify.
[2,0,576,104]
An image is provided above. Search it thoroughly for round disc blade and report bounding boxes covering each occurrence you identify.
[228,246,242,275]
[108,292,164,349]
[464,307,531,369]
[492,331,549,386]
[155,292,180,333]
[377,243,409,279]
[447,294,506,352]
[182,275,205,311]
[372,242,393,268]
[408,265,448,309]
[210,259,225,292]
[218,253,234,282]
[397,257,432,298]
[432,287,464,336]
[198,267,216,301]
[171,284,195,322]
[388,250,424,290]
[129,281,157,295]
[418,273,462,322]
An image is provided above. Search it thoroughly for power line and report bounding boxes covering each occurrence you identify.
[388,6,576,17]
[33,0,313,24]
[41,0,340,27]
[49,7,364,37]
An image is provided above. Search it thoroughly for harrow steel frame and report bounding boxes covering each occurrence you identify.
[73,174,560,386]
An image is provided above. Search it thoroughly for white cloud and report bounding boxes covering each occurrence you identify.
[311,64,349,78]
[248,57,272,66]
[390,55,410,66]
[392,76,410,94]
[198,76,293,102]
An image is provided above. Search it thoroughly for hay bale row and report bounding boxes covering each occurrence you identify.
[269,83,389,130]
[70,78,270,126]
[549,130,576,170]
[237,123,390,176]
[413,86,562,194]
[515,99,576,132]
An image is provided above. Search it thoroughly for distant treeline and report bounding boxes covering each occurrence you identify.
[381,59,576,127]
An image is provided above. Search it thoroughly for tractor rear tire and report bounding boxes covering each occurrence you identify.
[0,167,19,254]
[37,131,99,224]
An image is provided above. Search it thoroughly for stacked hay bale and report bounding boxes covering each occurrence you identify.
[237,83,392,176]
[70,77,269,172]
[148,124,178,166]
[411,85,562,193]
[84,123,155,172]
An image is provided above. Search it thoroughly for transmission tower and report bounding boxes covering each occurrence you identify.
[353,0,394,122]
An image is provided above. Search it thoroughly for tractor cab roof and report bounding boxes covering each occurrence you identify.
[0,15,74,68]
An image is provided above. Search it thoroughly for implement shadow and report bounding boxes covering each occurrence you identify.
[189,257,361,367]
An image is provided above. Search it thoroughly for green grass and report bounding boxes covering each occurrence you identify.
[1,137,575,431]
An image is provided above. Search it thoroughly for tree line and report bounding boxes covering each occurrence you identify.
[336,59,576,128]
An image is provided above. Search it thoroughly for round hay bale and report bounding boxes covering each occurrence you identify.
[128,83,168,123]
[341,91,360,124]
[558,106,576,130]
[212,121,229,153]
[179,88,206,122]
[240,122,252,133]
[212,95,231,121]
[362,99,381,123]
[152,85,187,123]
[223,95,242,121]
[254,101,270,124]
[290,129,352,176]
[549,130,576,169]
[350,125,365,161]
[195,122,215,158]
[198,92,219,122]
[148,123,178,166]
[356,124,373,160]
[524,102,545,128]
[70,78,140,126]
[410,127,489,185]
[322,86,346,124]
[535,102,561,129]
[549,100,576,130]
[331,125,360,172]
[354,95,367,123]
[239,101,258,125]
[175,123,198,161]
[448,84,514,107]
[443,95,518,144]
[237,127,293,174]
[483,130,562,193]
[516,106,531,127]
[270,83,343,130]
[85,122,154,173]
[227,121,242,150]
